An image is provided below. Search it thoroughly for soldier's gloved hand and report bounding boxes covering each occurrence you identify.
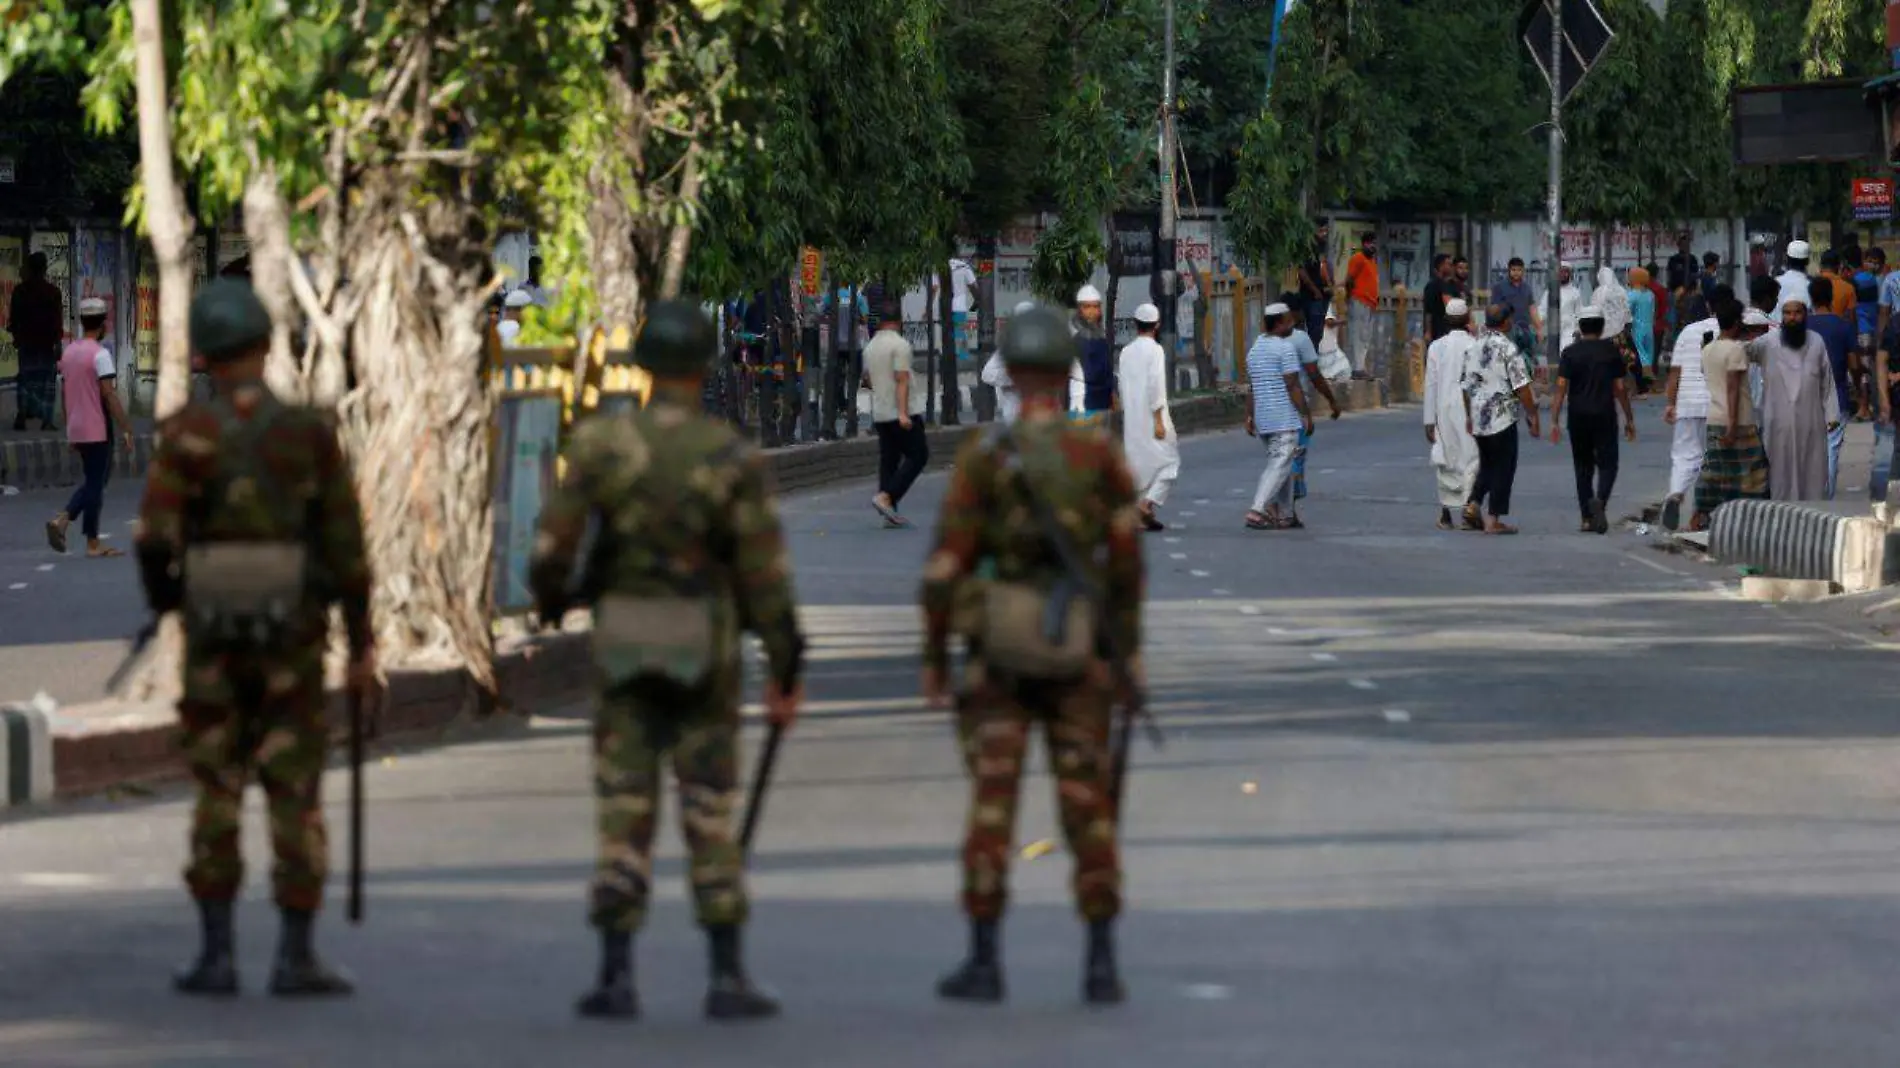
[764,680,802,728]
[921,666,951,710]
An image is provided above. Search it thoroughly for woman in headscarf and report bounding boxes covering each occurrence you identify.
[1595,266,1635,392]
[1626,265,1656,393]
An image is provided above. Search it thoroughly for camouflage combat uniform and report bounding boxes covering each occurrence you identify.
[529,299,804,1021]
[136,278,372,998]
[921,304,1145,1005]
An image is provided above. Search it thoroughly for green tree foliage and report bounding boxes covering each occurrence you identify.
[944,0,1054,239]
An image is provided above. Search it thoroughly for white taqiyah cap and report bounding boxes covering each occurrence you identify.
[1787,240,1811,259]
[1013,301,1036,316]
[1075,284,1103,304]
[1445,298,1469,318]
[1132,303,1160,324]
[505,289,534,308]
[77,297,108,316]
[1263,302,1290,318]
[1744,307,1774,327]
[1579,304,1602,318]
[1324,306,1339,321]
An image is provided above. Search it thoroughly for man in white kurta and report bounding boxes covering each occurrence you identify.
[1750,299,1839,501]
[1422,299,1480,528]
[1556,263,1583,350]
[981,302,1037,424]
[1118,303,1179,531]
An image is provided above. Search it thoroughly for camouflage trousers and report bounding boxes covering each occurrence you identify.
[957,669,1122,922]
[590,680,747,932]
[177,655,330,911]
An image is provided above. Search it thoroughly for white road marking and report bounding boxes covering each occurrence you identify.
[1191,569,1211,578]
[1310,653,1337,662]
[1382,709,1412,723]
[1193,499,1212,505]
[36,564,53,572]
[1211,588,1232,596]
[13,873,106,889]
[1180,511,1197,517]
[8,583,26,591]
[1164,536,1182,544]
[1626,553,1680,576]
[1349,678,1378,690]
[1319,468,1337,474]
[1170,553,1188,560]
[1238,605,1262,615]
[1181,983,1234,1001]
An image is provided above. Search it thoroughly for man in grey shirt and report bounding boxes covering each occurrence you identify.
[862,305,929,527]
[1493,257,1542,374]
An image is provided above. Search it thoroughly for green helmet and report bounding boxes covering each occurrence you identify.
[189,279,272,362]
[1003,305,1076,370]
[635,300,715,374]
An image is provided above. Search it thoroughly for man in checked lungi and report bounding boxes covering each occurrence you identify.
[1689,300,1774,530]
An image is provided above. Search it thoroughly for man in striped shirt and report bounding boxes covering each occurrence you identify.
[1244,303,1316,530]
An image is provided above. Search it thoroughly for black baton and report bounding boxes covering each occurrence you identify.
[347,687,365,925]
[738,722,785,855]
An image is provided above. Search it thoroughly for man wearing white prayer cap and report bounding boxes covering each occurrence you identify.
[1117,303,1178,530]
[1548,303,1635,534]
[1776,239,1813,318]
[1422,298,1480,528]
[1242,302,1315,529]
[498,288,533,348]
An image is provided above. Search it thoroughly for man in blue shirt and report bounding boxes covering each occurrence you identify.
[1807,277,1859,498]
[1244,303,1315,529]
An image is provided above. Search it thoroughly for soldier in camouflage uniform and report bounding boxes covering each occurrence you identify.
[135,279,377,998]
[920,304,1145,1005]
[529,300,806,1022]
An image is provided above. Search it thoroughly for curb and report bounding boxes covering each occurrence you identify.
[0,434,158,491]
[46,633,594,801]
[2,701,55,807]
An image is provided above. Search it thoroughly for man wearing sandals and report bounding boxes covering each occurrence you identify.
[1243,303,1316,530]
[1459,304,1541,535]
[47,298,135,558]
[1423,299,1480,530]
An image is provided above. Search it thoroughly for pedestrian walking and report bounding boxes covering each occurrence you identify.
[1871,314,1900,521]
[1344,231,1381,376]
[530,301,805,1021]
[820,284,868,440]
[1493,257,1542,372]
[1072,285,1116,421]
[46,298,135,557]
[1691,300,1771,529]
[138,280,377,999]
[1555,263,1582,350]
[1661,285,1733,530]
[1117,303,1179,531]
[1422,253,1456,344]
[919,304,1140,1007]
[1423,299,1480,530]
[1243,303,1316,530]
[1667,232,1697,296]
[1548,307,1635,534]
[9,251,63,431]
[863,305,930,527]
[1460,304,1541,534]
[1594,266,1632,375]
[1626,267,1657,392]
[1806,277,1859,497]
[1751,298,1839,501]
[980,301,1037,426]
[1286,307,1344,503]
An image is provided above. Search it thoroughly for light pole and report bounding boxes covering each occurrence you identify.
[1158,0,1180,388]
[1543,0,1564,372]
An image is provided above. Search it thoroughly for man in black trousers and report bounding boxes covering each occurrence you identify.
[1548,306,1636,534]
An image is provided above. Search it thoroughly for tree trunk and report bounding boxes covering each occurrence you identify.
[241,167,306,402]
[587,162,642,336]
[129,0,195,419]
[937,263,959,425]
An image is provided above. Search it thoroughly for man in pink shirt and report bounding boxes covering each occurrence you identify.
[47,298,135,557]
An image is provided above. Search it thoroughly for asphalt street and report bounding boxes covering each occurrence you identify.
[5,401,1900,1066]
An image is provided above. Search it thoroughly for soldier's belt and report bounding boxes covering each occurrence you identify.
[184,542,309,620]
[592,594,719,688]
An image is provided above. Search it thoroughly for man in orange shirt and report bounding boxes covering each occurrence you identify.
[1344,231,1381,379]
[1819,249,1858,322]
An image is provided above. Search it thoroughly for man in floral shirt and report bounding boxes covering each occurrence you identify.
[1460,304,1542,534]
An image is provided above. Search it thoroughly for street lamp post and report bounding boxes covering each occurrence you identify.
[1158,0,1180,388]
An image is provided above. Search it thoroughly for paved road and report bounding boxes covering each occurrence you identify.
[0,481,144,705]
[5,404,1900,1066]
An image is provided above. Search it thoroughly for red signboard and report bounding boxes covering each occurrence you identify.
[1854,177,1894,221]
[799,247,823,297]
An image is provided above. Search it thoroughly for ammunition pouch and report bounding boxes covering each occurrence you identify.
[183,542,309,647]
[980,579,1095,681]
[592,594,722,690]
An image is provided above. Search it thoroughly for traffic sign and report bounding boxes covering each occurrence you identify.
[1520,0,1616,105]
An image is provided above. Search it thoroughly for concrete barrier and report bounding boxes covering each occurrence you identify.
[1709,500,1897,594]
[1,699,56,806]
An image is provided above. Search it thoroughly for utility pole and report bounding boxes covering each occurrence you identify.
[1543,0,1564,372]
[1158,0,1180,388]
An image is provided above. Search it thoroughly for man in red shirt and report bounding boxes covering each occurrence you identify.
[8,252,64,431]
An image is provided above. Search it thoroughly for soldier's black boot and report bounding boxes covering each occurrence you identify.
[173,898,239,996]
[1083,918,1126,1005]
[936,918,1004,1003]
[703,924,780,1020]
[267,908,354,997]
[576,930,639,1019]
